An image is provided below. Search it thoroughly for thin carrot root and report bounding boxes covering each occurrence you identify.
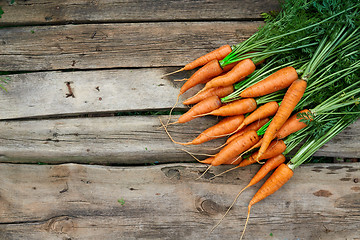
[180,148,204,163]
[167,94,181,126]
[210,185,250,233]
[240,206,251,240]
[161,67,185,78]
[205,142,228,151]
[174,78,188,82]
[196,165,212,180]
[159,117,191,145]
[209,165,240,180]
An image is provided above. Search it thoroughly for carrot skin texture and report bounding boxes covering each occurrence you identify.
[249,163,293,206]
[226,118,269,144]
[211,130,259,166]
[258,79,307,159]
[238,101,279,130]
[184,45,232,71]
[203,59,256,90]
[276,109,312,139]
[248,154,286,186]
[199,157,214,164]
[200,156,242,165]
[240,66,298,98]
[188,115,244,145]
[180,59,223,95]
[177,96,222,123]
[183,85,234,105]
[239,139,286,167]
[208,98,257,116]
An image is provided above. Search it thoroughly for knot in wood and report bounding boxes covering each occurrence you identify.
[195,197,222,216]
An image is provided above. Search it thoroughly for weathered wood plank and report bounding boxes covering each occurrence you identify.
[0,22,259,71]
[0,0,279,26]
[0,163,359,240]
[0,69,195,120]
[0,115,224,164]
[0,116,359,164]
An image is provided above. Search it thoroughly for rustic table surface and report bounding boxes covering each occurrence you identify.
[0,1,359,239]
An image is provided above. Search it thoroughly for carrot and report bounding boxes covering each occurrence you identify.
[200,156,242,165]
[226,118,269,144]
[276,109,312,139]
[162,45,232,77]
[240,66,298,98]
[175,95,222,124]
[240,163,293,240]
[206,98,257,117]
[236,101,279,132]
[239,139,287,167]
[199,157,214,164]
[168,115,244,145]
[211,154,285,232]
[257,79,307,161]
[211,130,259,166]
[179,59,224,95]
[202,59,256,91]
[183,85,234,105]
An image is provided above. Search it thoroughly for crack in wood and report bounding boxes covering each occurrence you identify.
[65,82,75,98]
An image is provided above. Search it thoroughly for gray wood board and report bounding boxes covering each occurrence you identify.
[0,69,197,120]
[0,22,259,71]
[0,162,359,240]
[0,115,225,164]
[0,116,359,164]
[0,0,279,25]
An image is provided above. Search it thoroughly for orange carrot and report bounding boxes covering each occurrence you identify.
[206,98,257,117]
[241,163,293,239]
[199,157,214,164]
[276,109,312,139]
[236,101,279,132]
[163,45,232,77]
[240,66,298,98]
[179,59,224,95]
[176,95,222,123]
[226,118,269,144]
[200,156,242,165]
[239,139,287,167]
[183,85,234,105]
[257,79,307,161]
[202,59,256,91]
[210,154,285,232]
[211,130,259,166]
[169,115,244,145]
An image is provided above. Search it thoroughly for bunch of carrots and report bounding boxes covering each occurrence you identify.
[161,0,360,238]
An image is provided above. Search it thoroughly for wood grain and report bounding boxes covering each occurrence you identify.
[0,162,359,240]
[0,21,259,71]
[0,115,359,164]
[0,69,195,120]
[0,0,279,26]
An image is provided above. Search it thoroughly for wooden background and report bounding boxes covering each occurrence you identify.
[0,0,359,239]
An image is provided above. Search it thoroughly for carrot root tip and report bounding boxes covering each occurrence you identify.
[161,67,185,78]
